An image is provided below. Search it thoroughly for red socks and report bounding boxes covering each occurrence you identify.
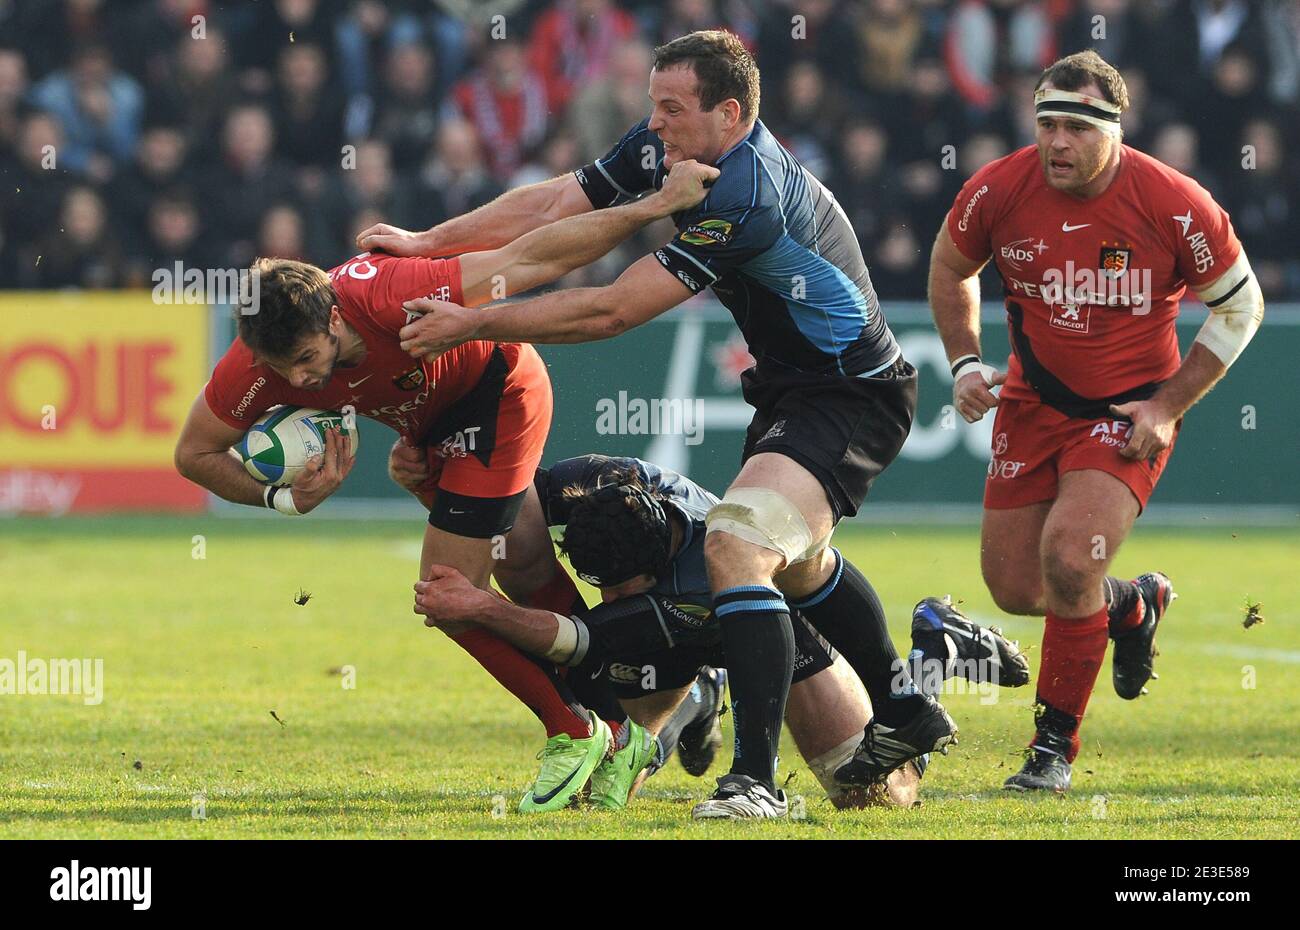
[449,628,590,739]
[1035,606,1110,761]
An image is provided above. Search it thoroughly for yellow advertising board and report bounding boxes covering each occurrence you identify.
[0,291,208,512]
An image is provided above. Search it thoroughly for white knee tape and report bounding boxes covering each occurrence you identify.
[806,732,862,801]
[705,487,818,567]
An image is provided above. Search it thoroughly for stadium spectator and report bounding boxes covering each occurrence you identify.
[565,38,652,162]
[450,39,550,181]
[28,43,143,180]
[272,42,347,174]
[107,123,192,258]
[0,0,1297,302]
[123,188,214,284]
[23,185,120,288]
[200,104,298,268]
[369,41,442,173]
[416,118,501,226]
[527,0,638,111]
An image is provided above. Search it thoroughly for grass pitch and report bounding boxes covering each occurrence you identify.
[1,515,1296,839]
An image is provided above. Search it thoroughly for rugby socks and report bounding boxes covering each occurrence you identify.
[514,561,626,730]
[1103,576,1143,633]
[715,586,794,792]
[1033,605,1110,761]
[790,549,926,727]
[449,628,592,740]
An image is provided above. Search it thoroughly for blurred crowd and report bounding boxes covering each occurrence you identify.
[2,0,1298,301]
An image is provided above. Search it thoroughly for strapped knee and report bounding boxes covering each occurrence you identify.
[704,487,831,568]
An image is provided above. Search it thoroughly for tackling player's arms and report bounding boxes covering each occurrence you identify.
[402,253,693,358]
[356,173,596,258]
[455,160,718,307]
[173,393,355,513]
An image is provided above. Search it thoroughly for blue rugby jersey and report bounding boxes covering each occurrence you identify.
[576,119,901,378]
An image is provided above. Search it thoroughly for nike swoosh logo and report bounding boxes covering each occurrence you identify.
[529,761,585,805]
[348,375,374,388]
[1061,222,1091,232]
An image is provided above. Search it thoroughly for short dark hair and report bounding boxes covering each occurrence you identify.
[1035,50,1130,111]
[237,257,335,361]
[652,30,760,123]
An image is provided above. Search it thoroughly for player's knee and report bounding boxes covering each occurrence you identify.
[704,488,827,582]
[1040,544,1098,605]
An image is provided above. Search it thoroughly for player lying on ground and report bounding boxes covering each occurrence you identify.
[928,51,1264,792]
[360,30,956,820]
[407,454,1030,811]
[173,160,719,814]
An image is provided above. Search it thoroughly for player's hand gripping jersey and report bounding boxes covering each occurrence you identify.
[205,252,551,502]
[576,118,900,378]
[947,145,1242,417]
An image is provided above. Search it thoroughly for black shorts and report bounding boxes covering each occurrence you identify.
[740,357,918,521]
[604,613,837,699]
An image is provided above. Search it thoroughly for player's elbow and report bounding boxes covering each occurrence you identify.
[583,290,632,340]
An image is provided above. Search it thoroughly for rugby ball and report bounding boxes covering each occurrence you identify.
[233,406,360,486]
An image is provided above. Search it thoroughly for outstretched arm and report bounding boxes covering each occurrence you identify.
[356,174,596,258]
[456,160,719,306]
[399,253,694,358]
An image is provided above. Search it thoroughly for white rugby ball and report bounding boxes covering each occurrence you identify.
[233,406,360,486]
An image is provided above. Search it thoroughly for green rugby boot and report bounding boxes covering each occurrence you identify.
[589,719,657,811]
[519,712,611,813]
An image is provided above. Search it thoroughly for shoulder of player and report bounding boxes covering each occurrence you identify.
[599,118,658,165]
[1122,144,1224,211]
[952,145,1039,229]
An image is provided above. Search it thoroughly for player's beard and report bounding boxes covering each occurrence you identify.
[303,334,343,390]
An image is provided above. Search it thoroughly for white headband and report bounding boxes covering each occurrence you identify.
[1035,88,1123,136]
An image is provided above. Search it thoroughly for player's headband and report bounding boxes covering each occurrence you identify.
[1034,88,1122,136]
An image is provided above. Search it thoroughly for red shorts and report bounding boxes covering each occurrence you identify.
[414,343,552,527]
[983,398,1178,513]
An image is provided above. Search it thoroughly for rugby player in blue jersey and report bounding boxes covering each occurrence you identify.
[361,31,957,819]
[409,454,1029,811]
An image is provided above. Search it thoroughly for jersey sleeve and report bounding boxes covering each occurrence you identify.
[1162,175,1243,291]
[945,159,1005,263]
[575,119,661,209]
[330,253,464,334]
[203,341,280,431]
[650,162,783,295]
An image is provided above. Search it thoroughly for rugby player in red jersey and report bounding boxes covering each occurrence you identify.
[928,51,1265,792]
[173,160,717,812]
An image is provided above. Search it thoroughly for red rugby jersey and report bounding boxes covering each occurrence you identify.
[946,144,1241,403]
[205,252,495,442]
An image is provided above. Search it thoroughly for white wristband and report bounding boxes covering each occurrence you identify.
[544,613,590,666]
[951,357,995,385]
[269,486,303,516]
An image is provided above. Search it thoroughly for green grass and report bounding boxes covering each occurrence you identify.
[1,515,1296,838]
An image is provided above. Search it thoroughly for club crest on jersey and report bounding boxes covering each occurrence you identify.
[679,219,732,247]
[393,366,425,391]
[1100,246,1131,279]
